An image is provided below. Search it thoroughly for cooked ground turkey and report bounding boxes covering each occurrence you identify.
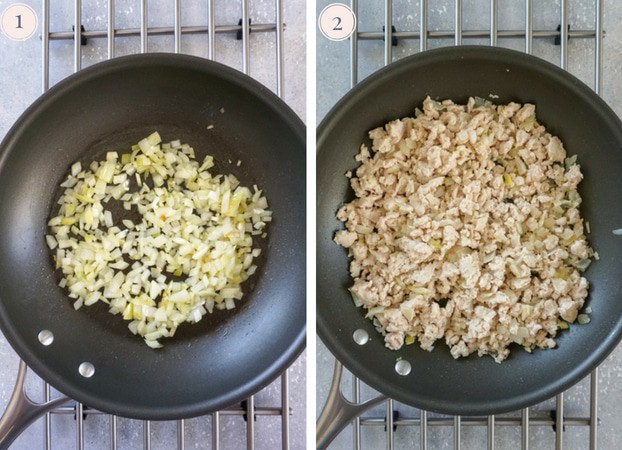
[335,96,594,363]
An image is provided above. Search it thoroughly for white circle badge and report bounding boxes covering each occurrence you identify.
[1,3,38,41]
[318,3,356,42]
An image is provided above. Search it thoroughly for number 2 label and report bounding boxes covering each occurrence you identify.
[319,4,356,41]
[332,16,343,31]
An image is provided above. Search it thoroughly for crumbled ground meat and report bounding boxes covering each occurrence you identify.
[335,97,594,363]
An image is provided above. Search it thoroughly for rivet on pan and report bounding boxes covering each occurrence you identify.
[395,359,412,376]
[352,329,369,345]
[78,362,95,378]
[38,330,54,346]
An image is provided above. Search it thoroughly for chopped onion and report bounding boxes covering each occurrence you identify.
[46,132,270,348]
[577,314,591,325]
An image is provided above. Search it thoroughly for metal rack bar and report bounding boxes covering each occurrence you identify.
[595,0,603,94]
[74,0,81,71]
[455,0,462,45]
[177,419,185,449]
[38,154,53,450]
[525,0,532,54]
[48,23,278,40]
[556,394,564,450]
[590,370,598,450]
[110,415,118,450]
[44,403,286,417]
[350,0,358,87]
[140,0,147,52]
[174,0,181,53]
[490,0,498,46]
[357,415,594,427]
[420,410,428,450]
[76,402,84,450]
[247,395,255,449]
[275,0,284,97]
[281,371,290,450]
[356,29,596,40]
[560,0,569,69]
[454,416,461,450]
[353,374,361,449]
[212,411,220,450]
[521,408,529,450]
[384,0,393,65]
[420,0,427,51]
[144,420,151,449]
[44,384,51,450]
[42,0,49,92]
[207,0,215,59]
[487,415,495,450]
[242,0,250,74]
[386,399,394,449]
[107,0,114,58]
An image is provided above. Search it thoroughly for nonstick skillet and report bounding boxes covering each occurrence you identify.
[317,46,622,425]
[0,53,305,440]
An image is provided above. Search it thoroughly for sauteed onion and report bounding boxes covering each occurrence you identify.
[46,132,271,348]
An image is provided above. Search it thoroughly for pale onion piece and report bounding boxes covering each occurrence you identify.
[145,339,163,349]
[154,308,168,322]
[104,210,113,228]
[168,289,190,303]
[109,260,129,270]
[71,162,82,177]
[350,291,363,307]
[220,287,242,299]
[577,314,591,325]
[45,235,58,250]
[149,280,163,300]
[366,306,385,318]
[84,291,101,306]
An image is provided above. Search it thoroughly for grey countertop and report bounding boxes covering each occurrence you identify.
[316,1,622,449]
[0,0,306,448]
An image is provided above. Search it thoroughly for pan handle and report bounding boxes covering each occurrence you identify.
[316,360,387,449]
[0,360,69,448]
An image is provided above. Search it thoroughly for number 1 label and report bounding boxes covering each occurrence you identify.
[319,3,356,41]
[1,4,37,41]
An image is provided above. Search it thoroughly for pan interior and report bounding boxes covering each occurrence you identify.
[0,54,305,420]
[317,46,622,416]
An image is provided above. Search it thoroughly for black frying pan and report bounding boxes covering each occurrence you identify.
[317,46,622,416]
[0,54,305,421]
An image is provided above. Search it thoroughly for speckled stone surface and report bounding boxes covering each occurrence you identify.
[316,1,622,449]
[0,1,305,448]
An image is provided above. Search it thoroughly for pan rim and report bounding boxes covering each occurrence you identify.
[317,45,622,416]
[0,52,306,420]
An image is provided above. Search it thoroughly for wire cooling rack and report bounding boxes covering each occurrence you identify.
[317,0,614,449]
[0,0,303,448]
